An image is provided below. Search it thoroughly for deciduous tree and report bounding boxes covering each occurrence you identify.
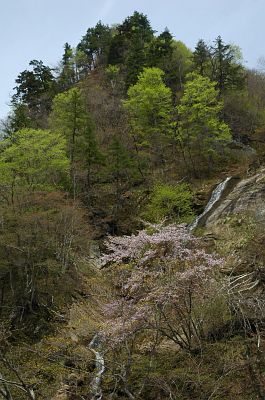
[0,128,68,202]
[177,72,231,175]
[102,223,226,353]
[49,87,103,197]
[123,67,173,169]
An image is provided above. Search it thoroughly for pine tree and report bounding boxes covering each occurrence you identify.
[210,36,245,95]
[148,28,174,68]
[108,12,154,86]
[77,21,112,69]
[12,60,56,126]
[58,43,76,89]
[193,39,210,76]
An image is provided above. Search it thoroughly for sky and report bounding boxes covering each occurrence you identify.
[0,0,264,119]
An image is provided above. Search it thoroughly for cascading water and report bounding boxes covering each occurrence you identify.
[86,177,231,398]
[89,334,105,400]
[189,177,232,231]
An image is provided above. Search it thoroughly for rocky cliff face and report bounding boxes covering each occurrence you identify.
[204,168,265,227]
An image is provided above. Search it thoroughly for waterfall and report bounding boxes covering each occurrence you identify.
[189,177,232,231]
[89,334,105,400]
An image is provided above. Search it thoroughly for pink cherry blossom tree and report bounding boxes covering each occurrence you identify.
[101,223,227,353]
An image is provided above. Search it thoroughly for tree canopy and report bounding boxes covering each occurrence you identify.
[0,128,68,195]
[124,67,173,141]
[177,72,231,174]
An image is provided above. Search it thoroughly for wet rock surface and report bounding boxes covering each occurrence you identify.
[204,168,265,227]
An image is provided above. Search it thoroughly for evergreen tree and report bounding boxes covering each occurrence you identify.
[108,12,154,86]
[62,42,72,66]
[3,103,32,136]
[117,11,154,43]
[148,28,174,68]
[81,125,104,190]
[210,36,245,94]
[12,60,56,126]
[77,21,112,69]
[125,37,147,87]
[108,31,126,65]
[58,42,76,89]
[193,39,210,76]
[107,136,135,230]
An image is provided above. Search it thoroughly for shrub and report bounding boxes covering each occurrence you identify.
[143,183,195,223]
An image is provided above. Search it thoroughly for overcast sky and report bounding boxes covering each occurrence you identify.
[0,0,264,119]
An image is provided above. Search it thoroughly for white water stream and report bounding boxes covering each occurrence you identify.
[87,177,232,398]
[189,177,232,231]
[89,334,105,400]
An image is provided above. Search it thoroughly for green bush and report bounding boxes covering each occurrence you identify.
[143,183,195,223]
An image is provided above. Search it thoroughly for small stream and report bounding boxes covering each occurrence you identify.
[189,177,232,231]
[87,177,232,398]
[89,334,105,400]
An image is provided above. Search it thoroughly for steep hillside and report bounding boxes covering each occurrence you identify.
[1,10,265,400]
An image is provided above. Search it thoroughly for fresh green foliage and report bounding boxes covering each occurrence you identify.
[2,11,265,400]
[168,40,193,89]
[0,128,69,193]
[178,73,231,144]
[49,87,103,195]
[143,183,195,223]
[123,67,173,171]
[105,65,120,89]
[177,72,231,175]
[148,34,193,92]
[104,64,125,95]
[49,87,88,162]
[124,67,173,144]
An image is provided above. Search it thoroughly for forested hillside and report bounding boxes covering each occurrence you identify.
[1,11,265,400]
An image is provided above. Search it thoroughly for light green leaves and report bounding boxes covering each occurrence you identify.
[0,129,69,191]
[177,72,231,149]
[142,183,195,223]
[123,67,173,145]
